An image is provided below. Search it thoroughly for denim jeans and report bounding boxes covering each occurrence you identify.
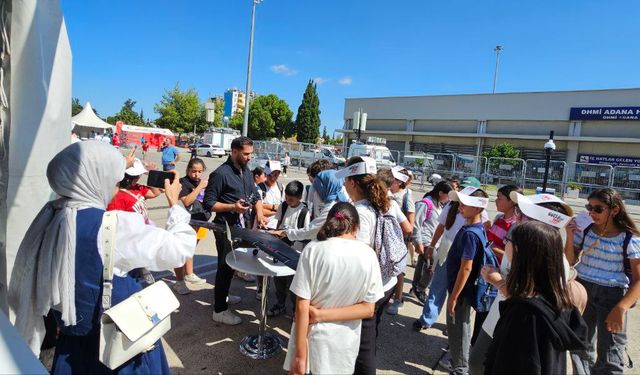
[446,296,472,375]
[570,278,627,375]
[418,260,447,327]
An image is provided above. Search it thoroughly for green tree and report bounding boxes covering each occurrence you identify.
[228,112,244,130]
[482,143,522,172]
[105,99,145,126]
[322,126,328,141]
[482,143,520,159]
[295,80,321,143]
[72,97,100,117]
[72,97,84,116]
[213,98,225,128]
[154,83,205,134]
[226,95,293,139]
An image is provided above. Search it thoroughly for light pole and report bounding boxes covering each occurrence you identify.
[242,0,262,137]
[353,108,367,142]
[542,130,556,193]
[492,45,503,94]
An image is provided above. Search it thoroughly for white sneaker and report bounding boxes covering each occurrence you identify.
[184,273,206,285]
[211,310,242,325]
[172,281,191,295]
[227,295,241,305]
[386,300,404,315]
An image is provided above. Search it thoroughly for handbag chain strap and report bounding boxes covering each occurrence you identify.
[101,211,118,311]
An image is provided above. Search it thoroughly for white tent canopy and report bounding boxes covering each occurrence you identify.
[71,102,113,135]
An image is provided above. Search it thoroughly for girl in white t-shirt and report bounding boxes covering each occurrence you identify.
[338,156,411,374]
[284,202,383,375]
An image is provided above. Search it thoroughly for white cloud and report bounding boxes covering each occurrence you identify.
[338,76,353,86]
[270,64,297,76]
[313,77,328,85]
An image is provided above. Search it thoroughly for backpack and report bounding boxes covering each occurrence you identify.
[277,202,309,230]
[258,181,284,197]
[401,191,410,215]
[462,225,499,312]
[373,209,408,281]
[417,196,435,222]
[580,224,634,285]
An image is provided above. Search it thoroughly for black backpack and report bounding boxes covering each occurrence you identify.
[277,202,309,230]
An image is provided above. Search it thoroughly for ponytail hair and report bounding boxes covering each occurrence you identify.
[424,181,453,201]
[445,202,459,230]
[317,202,360,241]
[345,157,390,213]
[186,157,206,174]
[588,188,640,236]
[444,188,488,230]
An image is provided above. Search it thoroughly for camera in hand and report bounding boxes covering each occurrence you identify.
[241,192,261,207]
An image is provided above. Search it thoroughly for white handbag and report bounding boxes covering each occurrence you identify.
[98,211,180,369]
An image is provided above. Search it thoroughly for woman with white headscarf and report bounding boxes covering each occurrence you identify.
[8,141,196,374]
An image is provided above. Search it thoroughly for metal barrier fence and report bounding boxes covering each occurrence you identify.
[612,166,640,204]
[453,155,487,182]
[523,159,567,195]
[567,162,613,197]
[251,141,640,205]
[486,157,526,187]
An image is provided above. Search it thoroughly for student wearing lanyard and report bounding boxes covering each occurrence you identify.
[203,136,267,325]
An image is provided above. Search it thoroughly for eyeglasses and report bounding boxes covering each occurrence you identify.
[585,204,607,214]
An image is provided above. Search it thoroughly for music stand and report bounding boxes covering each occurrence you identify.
[225,247,295,359]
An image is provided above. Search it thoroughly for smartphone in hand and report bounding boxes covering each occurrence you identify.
[147,170,175,188]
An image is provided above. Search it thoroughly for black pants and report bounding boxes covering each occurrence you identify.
[213,230,235,313]
[275,275,295,306]
[354,287,395,375]
[412,255,433,292]
[282,165,288,174]
[471,311,489,346]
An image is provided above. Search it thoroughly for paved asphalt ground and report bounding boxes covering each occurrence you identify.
[42,148,640,374]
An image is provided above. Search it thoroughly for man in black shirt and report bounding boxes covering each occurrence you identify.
[203,136,266,325]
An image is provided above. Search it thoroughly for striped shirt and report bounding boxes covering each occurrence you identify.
[574,229,640,288]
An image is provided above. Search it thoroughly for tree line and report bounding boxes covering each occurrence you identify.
[73,80,325,144]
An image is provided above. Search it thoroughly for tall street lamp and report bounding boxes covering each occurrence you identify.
[242,0,262,137]
[542,130,556,193]
[353,108,367,142]
[492,45,503,94]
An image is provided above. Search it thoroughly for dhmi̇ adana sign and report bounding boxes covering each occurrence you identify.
[579,154,640,167]
[570,107,640,121]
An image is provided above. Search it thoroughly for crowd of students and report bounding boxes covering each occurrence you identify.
[7,136,640,375]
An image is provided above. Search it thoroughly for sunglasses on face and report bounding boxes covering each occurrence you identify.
[585,204,607,214]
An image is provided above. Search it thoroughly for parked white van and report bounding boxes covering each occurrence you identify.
[347,138,396,167]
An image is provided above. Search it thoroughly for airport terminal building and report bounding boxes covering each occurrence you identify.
[341,88,640,167]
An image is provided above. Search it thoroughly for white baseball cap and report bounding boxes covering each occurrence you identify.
[510,192,572,228]
[265,160,282,175]
[448,186,489,208]
[391,166,409,183]
[335,157,377,179]
[125,158,147,176]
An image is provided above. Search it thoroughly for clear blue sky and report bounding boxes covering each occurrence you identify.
[62,0,640,134]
